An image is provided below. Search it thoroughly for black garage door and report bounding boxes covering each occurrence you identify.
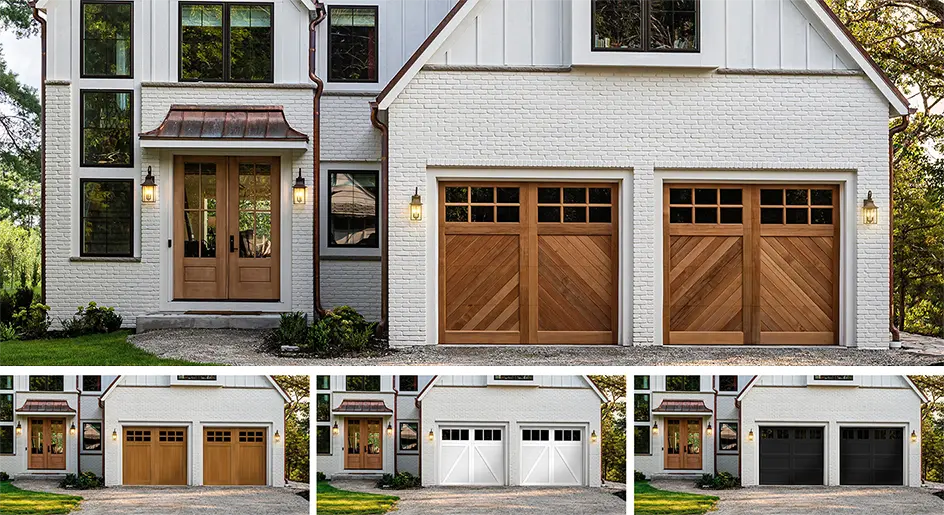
[759,427,824,485]
[840,428,904,485]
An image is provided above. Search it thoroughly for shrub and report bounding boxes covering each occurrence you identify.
[61,302,123,337]
[0,323,17,342]
[0,292,13,324]
[265,312,309,350]
[264,306,384,358]
[377,472,420,490]
[12,286,34,312]
[695,472,739,490]
[316,471,327,482]
[634,470,647,482]
[13,302,50,340]
[0,471,10,482]
[59,471,103,490]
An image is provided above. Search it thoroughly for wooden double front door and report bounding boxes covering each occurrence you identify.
[28,418,66,470]
[174,156,280,301]
[440,182,619,344]
[665,418,703,470]
[345,419,383,470]
[665,184,840,345]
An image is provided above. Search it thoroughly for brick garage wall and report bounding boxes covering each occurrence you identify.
[320,259,381,320]
[386,68,891,347]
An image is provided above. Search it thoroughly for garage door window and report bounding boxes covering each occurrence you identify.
[522,429,549,441]
[760,188,834,225]
[537,186,612,223]
[669,187,742,224]
[127,430,150,441]
[474,429,502,441]
[444,186,520,223]
[442,429,469,441]
[159,430,184,442]
[207,430,231,442]
[239,430,264,442]
[555,429,581,441]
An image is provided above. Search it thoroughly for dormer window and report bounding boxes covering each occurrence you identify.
[328,6,378,82]
[592,0,699,52]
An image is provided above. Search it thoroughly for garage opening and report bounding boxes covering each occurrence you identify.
[123,427,187,485]
[759,426,825,485]
[665,184,839,345]
[203,428,267,485]
[438,427,505,485]
[840,427,904,485]
[440,183,619,344]
[520,428,585,485]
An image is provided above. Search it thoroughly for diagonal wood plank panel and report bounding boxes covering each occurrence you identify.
[538,235,613,332]
[669,236,743,332]
[760,237,834,333]
[444,235,520,332]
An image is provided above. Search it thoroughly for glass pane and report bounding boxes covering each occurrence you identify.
[445,206,468,222]
[760,208,783,224]
[563,188,586,204]
[50,421,64,454]
[496,206,519,223]
[470,187,493,203]
[183,212,203,258]
[180,4,224,80]
[347,423,360,454]
[82,181,133,256]
[719,207,742,224]
[694,188,717,205]
[496,187,519,204]
[0,427,12,455]
[719,189,742,205]
[328,7,378,82]
[589,187,612,204]
[786,208,808,224]
[83,423,101,451]
[786,189,808,205]
[537,188,561,204]
[649,0,698,50]
[538,206,560,223]
[31,422,43,454]
[366,423,381,454]
[82,2,133,77]
[255,213,272,257]
[471,206,494,222]
[445,187,467,203]
[82,91,132,166]
[760,189,783,206]
[687,427,701,455]
[593,0,641,50]
[811,189,833,206]
[669,188,691,204]
[329,172,378,247]
[811,208,833,225]
[563,206,586,223]
[589,206,611,223]
[694,207,717,224]
[669,207,692,223]
[667,420,680,454]
[0,394,11,422]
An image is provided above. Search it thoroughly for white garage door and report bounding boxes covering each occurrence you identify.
[520,428,585,486]
[439,428,505,485]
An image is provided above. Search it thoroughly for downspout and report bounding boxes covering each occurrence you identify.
[415,396,422,481]
[711,377,718,476]
[76,377,81,475]
[369,103,389,336]
[735,397,741,483]
[29,2,46,303]
[99,397,105,479]
[392,380,398,474]
[889,114,910,342]
[309,2,327,316]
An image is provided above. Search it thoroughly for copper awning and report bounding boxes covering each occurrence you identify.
[652,400,712,414]
[140,105,308,149]
[17,399,76,413]
[333,400,393,414]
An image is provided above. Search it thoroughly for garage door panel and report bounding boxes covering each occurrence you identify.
[521,446,550,484]
[439,427,504,486]
[668,235,744,341]
[840,428,903,485]
[444,234,521,339]
[522,428,585,486]
[759,427,824,486]
[472,444,503,484]
[204,428,266,486]
[440,445,471,484]
[123,427,187,486]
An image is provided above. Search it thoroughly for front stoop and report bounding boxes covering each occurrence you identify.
[15,472,68,480]
[330,472,386,481]
[136,313,282,332]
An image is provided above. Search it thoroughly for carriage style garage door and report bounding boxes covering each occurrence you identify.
[665,184,840,345]
[203,428,267,485]
[840,427,904,485]
[438,427,505,485]
[122,427,187,485]
[440,183,619,344]
[759,426,825,485]
[520,428,585,486]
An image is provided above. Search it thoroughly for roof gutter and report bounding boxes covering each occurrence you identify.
[369,102,389,336]
[889,114,910,342]
[29,1,46,303]
[308,2,327,317]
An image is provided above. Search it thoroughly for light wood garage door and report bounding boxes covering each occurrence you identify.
[203,428,267,485]
[440,183,618,344]
[664,184,839,345]
[123,427,187,485]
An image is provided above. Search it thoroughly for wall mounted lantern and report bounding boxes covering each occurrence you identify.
[274,430,281,443]
[911,430,918,443]
[409,187,423,221]
[706,423,713,438]
[15,421,22,436]
[747,429,755,442]
[652,422,659,435]
[332,422,339,436]
[293,168,307,205]
[428,429,435,441]
[141,166,157,203]
[590,430,598,444]
[70,423,77,436]
[862,190,878,225]
[387,423,394,437]
[112,429,118,441]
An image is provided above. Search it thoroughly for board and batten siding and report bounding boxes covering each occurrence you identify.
[435,375,589,388]
[753,375,913,388]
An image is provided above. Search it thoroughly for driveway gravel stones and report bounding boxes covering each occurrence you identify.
[14,479,308,515]
[649,479,944,515]
[328,479,626,515]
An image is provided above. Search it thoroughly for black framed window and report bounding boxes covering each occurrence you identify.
[666,376,700,392]
[82,1,133,78]
[346,376,381,392]
[0,376,11,390]
[80,179,134,257]
[81,90,133,167]
[316,393,330,422]
[83,376,102,392]
[634,426,650,455]
[399,376,418,392]
[0,426,11,455]
[316,426,330,455]
[328,171,379,248]
[634,393,650,422]
[719,422,738,452]
[399,422,418,451]
[179,3,273,82]
[328,6,378,82]
[592,0,699,52]
[0,394,11,422]
[29,376,64,392]
[719,376,738,392]
[316,376,331,390]
[634,375,650,390]
[83,422,103,451]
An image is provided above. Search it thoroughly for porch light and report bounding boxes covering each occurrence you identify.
[70,423,76,436]
[911,430,917,443]
[862,190,878,225]
[706,423,713,437]
[652,422,659,435]
[141,166,156,203]
[112,429,118,441]
[332,422,339,436]
[748,429,755,442]
[428,429,435,441]
[409,187,423,222]
[274,430,281,443]
[590,430,597,444]
[387,423,394,437]
[293,169,307,205]
[15,422,21,436]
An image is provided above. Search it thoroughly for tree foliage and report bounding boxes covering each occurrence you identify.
[273,375,310,483]
[589,375,627,483]
[910,375,944,481]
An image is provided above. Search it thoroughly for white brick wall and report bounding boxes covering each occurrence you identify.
[386,68,892,347]
[320,259,381,320]
[321,94,381,162]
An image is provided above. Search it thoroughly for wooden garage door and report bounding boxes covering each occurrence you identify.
[664,184,839,345]
[204,428,267,485]
[440,183,618,344]
[123,427,187,485]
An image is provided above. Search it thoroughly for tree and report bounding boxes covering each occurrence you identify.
[273,375,310,483]
[589,375,627,483]
[910,376,944,481]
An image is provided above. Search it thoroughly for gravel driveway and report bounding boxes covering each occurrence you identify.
[327,479,625,515]
[14,479,308,515]
[649,479,944,515]
[130,329,944,366]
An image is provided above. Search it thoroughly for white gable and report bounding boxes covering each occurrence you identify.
[739,375,927,403]
[102,375,288,402]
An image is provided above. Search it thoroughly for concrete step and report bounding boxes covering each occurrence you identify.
[136,312,283,332]
[15,472,68,480]
[330,472,385,481]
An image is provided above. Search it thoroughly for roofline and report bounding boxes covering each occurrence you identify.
[416,375,607,403]
[737,375,927,404]
[99,375,290,403]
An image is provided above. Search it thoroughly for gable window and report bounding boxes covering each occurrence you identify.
[346,376,381,392]
[634,394,650,422]
[179,3,273,83]
[328,6,378,82]
[82,376,102,392]
[399,376,418,392]
[328,171,379,247]
[399,422,418,451]
[634,426,650,455]
[81,90,133,167]
[718,376,738,392]
[83,422,102,451]
[316,376,331,390]
[82,1,133,78]
[29,376,64,392]
[666,376,700,392]
[80,179,134,257]
[718,422,738,453]
[0,376,11,390]
[592,0,699,52]
[634,375,650,390]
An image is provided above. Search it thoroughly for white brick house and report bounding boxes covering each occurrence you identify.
[1,374,289,487]
[633,375,925,487]
[316,375,606,487]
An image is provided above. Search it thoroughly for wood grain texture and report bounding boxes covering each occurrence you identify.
[123,427,187,486]
[204,428,267,485]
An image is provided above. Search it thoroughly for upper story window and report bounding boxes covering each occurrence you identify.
[82,376,102,392]
[718,376,738,392]
[316,376,331,390]
[328,6,378,82]
[179,3,273,83]
[346,376,381,392]
[634,375,650,390]
[329,171,379,248]
[81,90,133,167]
[592,0,699,53]
[29,376,64,392]
[82,1,133,78]
[665,375,700,392]
[0,376,11,455]
[399,376,418,392]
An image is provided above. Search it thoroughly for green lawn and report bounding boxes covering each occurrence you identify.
[0,331,209,366]
[0,481,83,515]
[316,481,399,515]
[634,481,719,515]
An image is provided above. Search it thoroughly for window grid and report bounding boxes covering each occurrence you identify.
[239,430,264,442]
[522,429,550,441]
[668,187,743,225]
[178,2,274,83]
[474,429,502,441]
[759,188,835,225]
[327,6,379,83]
[592,0,700,53]
[444,186,521,223]
[81,1,134,78]
[80,179,134,257]
[207,430,231,442]
[536,186,613,224]
[159,430,185,442]
[127,430,151,442]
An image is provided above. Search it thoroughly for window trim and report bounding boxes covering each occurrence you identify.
[177,2,275,84]
[717,421,739,454]
[590,0,701,54]
[327,5,380,83]
[398,421,419,453]
[80,0,134,79]
[81,421,104,454]
[79,89,135,168]
[79,178,135,258]
[327,169,380,249]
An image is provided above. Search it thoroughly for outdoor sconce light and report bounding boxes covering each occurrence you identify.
[141,166,157,203]
[293,169,307,205]
[706,423,713,438]
[15,422,22,436]
[862,190,878,225]
[911,430,917,443]
[652,422,659,435]
[332,422,339,436]
[748,429,755,442]
[70,423,76,436]
[387,423,394,437]
[112,429,118,441]
[591,430,598,444]
[274,430,281,443]
[428,429,435,442]
[410,187,423,222]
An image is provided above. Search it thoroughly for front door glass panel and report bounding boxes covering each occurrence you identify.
[183,162,218,258]
[667,420,680,455]
[237,162,272,258]
[366,421,381,455]
[30,420,43,455]
[686,419,701,455]
[49,420,64,455]
[347,419,361,455]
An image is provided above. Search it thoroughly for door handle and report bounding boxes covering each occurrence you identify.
[230,235,236,253]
